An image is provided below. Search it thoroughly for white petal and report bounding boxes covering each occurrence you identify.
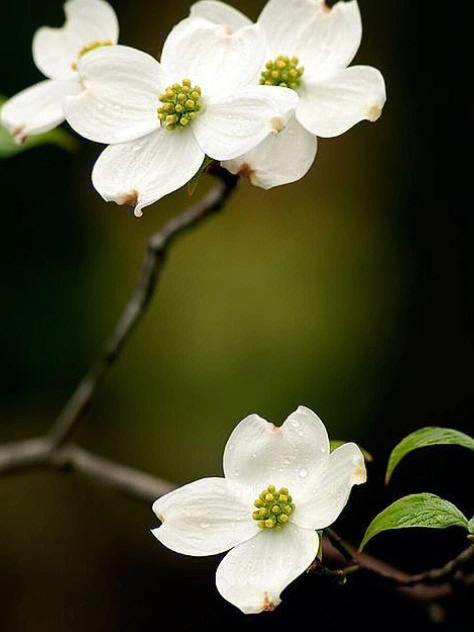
[293,443,366,530]
[190,1,252,30]
[216,524,319,614]
[152,477,257,556]
[64,45,163,144]
[160,17,264,97]
[33,0,119,79]
[258,0,362,81]
[92,128,204,217]
[222,115,317,189]
[223,406,330,498]
[194,85,298,161]
[297,65,386,138]
[0,78,81,142]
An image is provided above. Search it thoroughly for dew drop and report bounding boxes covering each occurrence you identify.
[298,467,308,478]
[200,522,210,530]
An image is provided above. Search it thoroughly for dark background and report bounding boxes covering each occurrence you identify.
[1,1,472,630]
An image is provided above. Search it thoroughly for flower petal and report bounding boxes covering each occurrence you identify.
[297,65,386,137]
[160,17,264,97]
[216,524,319,614]
[63,45,163,143]
[293,443,366,530]
[194,85,298,161]
[258,0,362,81]
[152,477,258,556]
[0,77,81,142]
[222,115,317,189]
[223,406,330,498]
[92,128,205,217]
[190,1,252,30]
[33,0,119,79]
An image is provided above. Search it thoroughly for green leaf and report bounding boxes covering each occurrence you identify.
[386,427,474,484]
[187,156,213,196]
[330,440,373,462]
[360,493,469,550]
[0,95,79,158]
[468,516,474,535]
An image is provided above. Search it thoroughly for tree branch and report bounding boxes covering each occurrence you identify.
[1,162,471,615]
[47,165,239,449]
[320,527,474,602]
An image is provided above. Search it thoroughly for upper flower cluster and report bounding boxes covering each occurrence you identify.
[1,0,386,214]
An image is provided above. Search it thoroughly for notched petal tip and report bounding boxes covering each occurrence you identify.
[12,126,27,145]
[263,593,278,612]
[269,116,287,135]
[321,1,332,14]
[367,104,384,122]
[115,190,143,217]
[352,459,367,485]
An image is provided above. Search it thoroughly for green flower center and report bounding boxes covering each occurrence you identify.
[72,40,113,69]
[260,56,304,91]
[252,485,295,530]
[158,79,203,131]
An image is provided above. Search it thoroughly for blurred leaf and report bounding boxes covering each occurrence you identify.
[0,95,79,157]
[187,156,213,196]
[330,439,373,462]
[360,493,469,550]
[386,427,474,484]
[468,517,474,535]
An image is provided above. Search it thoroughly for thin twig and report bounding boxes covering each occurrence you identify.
[47,165,239,449]
[1,162,472,611]
[2,434,472,604]
[322,527,474,601]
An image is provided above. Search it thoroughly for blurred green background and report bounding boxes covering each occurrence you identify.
[1,1,472,630]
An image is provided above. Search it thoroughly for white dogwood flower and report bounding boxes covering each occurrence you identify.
[0,0,118,143]
[62,18,298,217]
[190,0,386,189]
[152,406,366,614]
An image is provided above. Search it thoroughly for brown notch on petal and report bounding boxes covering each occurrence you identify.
[237,163,255,180]
[12,126,27,145]
[118,190,139,208]
[321,1,333,14]
[263,593,277,612]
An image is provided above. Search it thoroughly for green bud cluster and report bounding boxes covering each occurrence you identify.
[260,56,304,90]
[72,40,113,69]
[252,485,295,530]
[158,79,202,131]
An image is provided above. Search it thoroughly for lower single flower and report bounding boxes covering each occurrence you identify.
[151,406,366,614]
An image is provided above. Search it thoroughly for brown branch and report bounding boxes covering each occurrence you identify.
[2,435,472,606]
[1,161,472,614]
[48,164,239,449]
[320,528,474,602]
